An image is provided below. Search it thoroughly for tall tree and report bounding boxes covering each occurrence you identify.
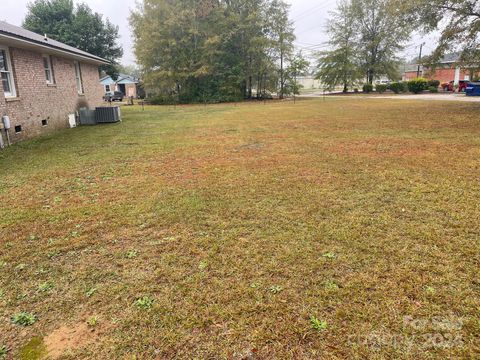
[351,0,411,84]
[315,0,360,92]
[23,0,123,75]
[286,52,309,102]
[267,0,295,99]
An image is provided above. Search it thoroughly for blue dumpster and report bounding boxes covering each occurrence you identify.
[465,82,480,96]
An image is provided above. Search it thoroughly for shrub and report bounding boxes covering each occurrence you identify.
[428,80,440,88]
[362,84,374,93]
[376,84,388,93]
[407,78,428,94]
[428,86,439,93]
[389,82,407,94]
[148,94,177,105]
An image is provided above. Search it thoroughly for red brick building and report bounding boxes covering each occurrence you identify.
[0,21,107,144]
[402,53,473,85]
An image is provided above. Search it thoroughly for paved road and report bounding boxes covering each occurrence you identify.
[300,92,480,102]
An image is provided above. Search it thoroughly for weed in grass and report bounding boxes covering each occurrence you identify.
[87,316,99,328]
[86,287,97,298]
[11,312,37,326]
[0,261,6,267]
[269,285,283,294]
[15,263,27,271]
[16,293,28,301]
[198,260,208,270]
[37,281,54,293]
[0,345,8,359]
[35,268,48,275]
[47,250,60,259]
[126,250,139,259]
[323,252,337,259]
[250,282,261,289]
[0,289,4,300]
[425,286,436,295]
[135,296,154,310]
[29,234,39,241]
[324,280,339,291]
[310,316,328,332]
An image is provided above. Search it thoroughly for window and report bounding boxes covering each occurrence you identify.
[43,55,54,84]
[14,125,22,133]
[74,61,84,94]
[105,84,111,92]
[0,46,16,97]
[41,119,48,126]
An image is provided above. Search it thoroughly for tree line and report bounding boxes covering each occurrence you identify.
[317,0,480,92]
[130,0,310,103]
[21,0,480,100]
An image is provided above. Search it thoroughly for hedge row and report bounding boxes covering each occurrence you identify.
[361,79,442,94]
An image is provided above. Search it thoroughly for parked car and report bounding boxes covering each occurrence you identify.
[103,91,124,102]
[441,80,468,92]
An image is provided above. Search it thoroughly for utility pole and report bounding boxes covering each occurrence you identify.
[417,43,425,78]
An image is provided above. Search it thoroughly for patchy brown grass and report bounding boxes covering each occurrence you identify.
[0,98,479,359]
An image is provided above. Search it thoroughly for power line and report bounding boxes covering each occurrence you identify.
[291,0,337,23]
[294,41,328,49]
[296,21,328,36]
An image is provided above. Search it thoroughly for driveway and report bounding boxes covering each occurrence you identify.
[301,92,480,102]
[368,93,480,102]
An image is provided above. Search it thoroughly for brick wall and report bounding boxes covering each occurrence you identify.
[404,66,471,83]
[0,46,104,143]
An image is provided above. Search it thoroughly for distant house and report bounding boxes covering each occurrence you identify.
[297,75,322,90]
[0,21,107,144]
[100,74,140,98]
[403,53,475,84]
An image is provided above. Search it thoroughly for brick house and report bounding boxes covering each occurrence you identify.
[0,21,108,144]
[402,53,474,85]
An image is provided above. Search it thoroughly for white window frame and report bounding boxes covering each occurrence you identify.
[43,55,54,84]
[105,84,111,92]
[74,61,84,94]
[0,45,17,98]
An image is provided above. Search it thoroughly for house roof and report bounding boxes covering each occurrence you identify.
[405,52,462,71]
[440,52,461,64]
[100,73,140,85]
[0,21,109,64]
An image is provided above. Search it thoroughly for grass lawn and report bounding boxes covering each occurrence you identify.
[0,98,479,359]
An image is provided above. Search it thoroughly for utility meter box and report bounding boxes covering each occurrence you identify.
[2,115,11,130]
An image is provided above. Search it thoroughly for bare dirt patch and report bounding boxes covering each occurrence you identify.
[43,322,98,359]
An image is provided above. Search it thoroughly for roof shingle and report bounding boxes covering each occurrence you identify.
[0,21,108,63]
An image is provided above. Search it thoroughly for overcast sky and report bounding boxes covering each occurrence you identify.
[2,0,436,66]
